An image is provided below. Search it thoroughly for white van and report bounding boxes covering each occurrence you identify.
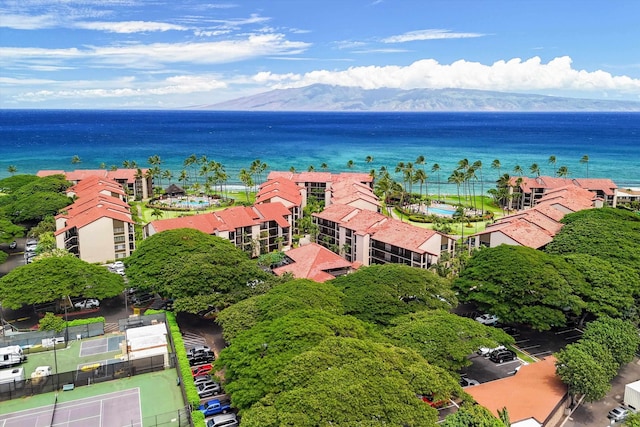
[0,345,27,368]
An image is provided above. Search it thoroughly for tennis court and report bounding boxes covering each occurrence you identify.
[78,335,124,357]
[0,388,142,427]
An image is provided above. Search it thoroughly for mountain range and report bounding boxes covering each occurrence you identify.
[201,84,640,112]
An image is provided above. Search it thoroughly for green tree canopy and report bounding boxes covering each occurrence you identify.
[240,336,463,427]
[0,256,125,309]
[384,310,515,371]
[216,279,345,342]
[454,245,585,330]
[125,228,272,313]
[331,264,457,326]
[215,309,376,410]
[0,216,24,243]
[580,317,640,368]
[545,208,640,274]
[442,402,505,427]
[555,340,614,402]
[0,174,40,194]
[563,254,640,321]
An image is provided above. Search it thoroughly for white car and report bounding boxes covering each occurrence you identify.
[115,268,126,276]
[110,261,125,269]
[477,345,506,357]
[475,314,499,325]
[74,299,100,309]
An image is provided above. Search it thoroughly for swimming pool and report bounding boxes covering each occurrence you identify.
[426,206,456,216]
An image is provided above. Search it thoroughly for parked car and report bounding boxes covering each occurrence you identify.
[189,352,215,366]
[460,377,480,387]
[477,345,506,357]
[199,399,230,416]
[193,375,215,386]
[74,299,100,309]
[110,261,125,269]
[197,382,222,399]
[188,345,212,356]
[191,364,213,377]
[9,241,17,249]
[475,313,499,325]
[206,413,238,427]
[489,348,517,364]
[131,293,155,306]
[418,394,446,408]
[114,268,126,276]
[608,406,630,422]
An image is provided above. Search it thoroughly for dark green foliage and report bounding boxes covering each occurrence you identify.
[3,191,72,222]
[0,174,40,194]
[0,256,124,309]
[545,208,640,274]
[384,310,515,371]
[563,254,640,320]
[555,341,613,402]
[331,264,457,326]
[38,312,66,332]
[443,403,505,427]
[216,279,345,342]
[454,245,585,330]
[125,228,272,314]
[215,309,374,410]
[10,174,70,198]
[240,337,461,427]
[0,216,24,243]
[581,317,640,367]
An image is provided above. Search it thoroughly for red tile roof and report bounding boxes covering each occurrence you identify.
[369,219,441,255]
[272,243,356,282]
[314,204,387,235]
[510,176,617,197]
[37,168,148,184]
[573,178,617,196]
[55,204,133,236]
[256,178,303,206]
[482,218,554,249]
[253,202,291,228]
[328,179,380,208]
[466,357,567,424]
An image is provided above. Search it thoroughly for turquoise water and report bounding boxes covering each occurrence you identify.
[1,111,639,191]
[427,207,456,216]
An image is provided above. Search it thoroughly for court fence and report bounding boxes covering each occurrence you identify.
[0,353,173,402]
[0,322,105,350]
[143,406,192,427]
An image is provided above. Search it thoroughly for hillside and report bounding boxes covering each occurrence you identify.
[201,84,640,112]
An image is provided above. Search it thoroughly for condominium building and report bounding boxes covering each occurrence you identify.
[54,176,135,263]
[38,168,154,200]
[506,176,617,210]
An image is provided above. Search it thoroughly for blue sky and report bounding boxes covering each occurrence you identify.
[1,0,639,109]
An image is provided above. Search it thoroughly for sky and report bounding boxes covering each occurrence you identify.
[1,0,640,109]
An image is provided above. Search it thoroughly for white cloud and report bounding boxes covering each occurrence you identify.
[255,56,640,95]
[0,13,59,30]
[74,21,189,33]
[1,33,311,69]
[383,29,486,43]
[11,74,227,102]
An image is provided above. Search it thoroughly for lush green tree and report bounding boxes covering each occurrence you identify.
[217,279,345,342]
[454,245,585,331]
[331,264,456,326]
[384,310,515,371]
[3,191,72,223]
[555,341,613,402]
[0,216,24,243]
[125,228,271,313]
[28,215,56,237]
[443,403,505,427]
[0,256,124,309]
[563,254,639,321]
[215,309,376,410]
[580,317,640,368]
[545,208,640,274]
[240,336,462,427]
[625,412,640,427]
[10,174,70,198]
[0,174,39,194]
[38,312,66,332]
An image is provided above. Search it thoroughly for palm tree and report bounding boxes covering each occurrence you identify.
[448,170,465,205]
[365,155,374,165]
[184,154,198,184]
[472,160,483,213]
[548,155,557,176]
[513,164,524,176]
[320,162,329,171]
[122,160,131,169]
[431,163,441,201]
[289,166,296,173]
[162,169,173,186]
[491,159,501,179]
[308,165,315,172]
[110,165,118,171]
[7,165,17,175]
[457,158,470,205]
[71,155,81,164]
[414,169,427,210]
[99,162,106,169]
[239,168,253,202]
[416,155,427,197]
[179,169,189,202]
[580,155,589,177]
[346,159,355,169]
[150,208,164,221]
[529,163,541,177]
[557,165,570,180]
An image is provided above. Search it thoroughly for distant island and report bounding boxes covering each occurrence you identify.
[201,84,640,112]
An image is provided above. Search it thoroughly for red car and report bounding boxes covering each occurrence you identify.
[418,394,446,408]
[191,364,213,377]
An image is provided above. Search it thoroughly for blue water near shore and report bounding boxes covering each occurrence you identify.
[1,110,639,190]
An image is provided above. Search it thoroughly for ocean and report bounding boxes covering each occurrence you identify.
[1,110,639,191]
